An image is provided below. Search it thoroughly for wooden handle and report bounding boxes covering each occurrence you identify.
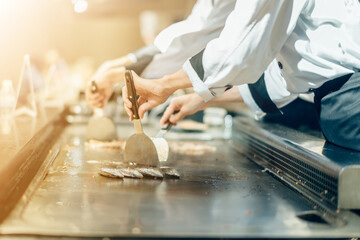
[161,122,173,131]
[125,70,140,120]
[90,80,98,93]
[90,80,105,113]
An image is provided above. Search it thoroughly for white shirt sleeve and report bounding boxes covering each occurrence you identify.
[183,0,307,102]
[141,0,236,79]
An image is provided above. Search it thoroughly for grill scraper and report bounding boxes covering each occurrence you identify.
[86,81,117,141]
[124,70,159,167]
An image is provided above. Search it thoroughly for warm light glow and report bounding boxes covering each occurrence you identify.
[73,0,88,13]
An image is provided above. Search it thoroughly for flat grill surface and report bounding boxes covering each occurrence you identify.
[1,123,360,238]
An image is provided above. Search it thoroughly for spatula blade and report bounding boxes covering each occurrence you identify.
[86,116,117,141]
[151,137,169,162]
[86,80,117,141]
[125,133,159,167]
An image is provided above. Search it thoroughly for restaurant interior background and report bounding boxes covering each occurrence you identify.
[1,2,360,238]
[0,0,195,104]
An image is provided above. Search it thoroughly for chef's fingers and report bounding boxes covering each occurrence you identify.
[137,96,147,106]
[88,96,105,108]
[160,103,177,126]
[124,104,133,121]
[138,100,157,119]
[122,86,133,120]
[85,91,98,101]
[90,96,102,106]
[88,93,104,102]
[122,86,133,109]
[169,110,186,124]
[90,97,105,108]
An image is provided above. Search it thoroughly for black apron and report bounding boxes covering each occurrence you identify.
[312,71,360,151]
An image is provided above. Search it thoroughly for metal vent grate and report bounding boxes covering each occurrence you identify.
[233,130,339,210]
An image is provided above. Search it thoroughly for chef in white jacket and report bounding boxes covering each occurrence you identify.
[87,0,306,125]
[123,0,360,151]
[86,0,237,108]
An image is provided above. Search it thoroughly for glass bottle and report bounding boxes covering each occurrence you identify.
[0,80,16,119]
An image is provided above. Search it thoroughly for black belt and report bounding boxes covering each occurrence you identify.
[311,73,354,100]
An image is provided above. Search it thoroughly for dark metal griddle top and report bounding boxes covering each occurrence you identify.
[1,123,360,238]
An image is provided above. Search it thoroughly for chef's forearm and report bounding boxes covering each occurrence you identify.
[112,55,134,67]
[207,87,243,105]
[126,44,161,75]
[160,69,193,95]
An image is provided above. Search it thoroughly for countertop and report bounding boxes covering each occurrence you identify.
[0,107,66,223]
[1,121,360,238]
[0,108,63,168]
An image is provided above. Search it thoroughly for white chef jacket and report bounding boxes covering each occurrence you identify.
[141,0,236,79]
[139,0,299,115]
[238,59,298,117]
[183,0,360,102]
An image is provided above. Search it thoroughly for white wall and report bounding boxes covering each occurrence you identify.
[0,0,194,82]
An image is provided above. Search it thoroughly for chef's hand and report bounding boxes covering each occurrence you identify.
[85,54,134,108]
[122,71,174,120]
[160,93,207,125]
[86,67,125,108]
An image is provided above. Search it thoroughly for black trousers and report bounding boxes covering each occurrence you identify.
[263,98,320,132]
[247,71,359,151]
[313,72,360,151]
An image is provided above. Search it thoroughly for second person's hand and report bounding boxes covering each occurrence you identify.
[85,67,126,109]
[160,93,207,126]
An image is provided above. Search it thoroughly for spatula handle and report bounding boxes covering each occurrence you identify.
[161,122,173,131]
[125,70,140,120]
[90,80,105,116]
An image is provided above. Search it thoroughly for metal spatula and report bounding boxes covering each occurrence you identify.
[86,80,117,141]
[124,70,159,167]
[151,123,172,162]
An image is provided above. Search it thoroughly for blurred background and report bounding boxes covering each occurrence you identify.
[0,0,195,83]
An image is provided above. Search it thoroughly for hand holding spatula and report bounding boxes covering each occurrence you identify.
[124,70,159,167]
[86,80,117,141]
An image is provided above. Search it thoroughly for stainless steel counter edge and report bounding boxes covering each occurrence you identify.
[0,109,68,224]
[232,117,360,210]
